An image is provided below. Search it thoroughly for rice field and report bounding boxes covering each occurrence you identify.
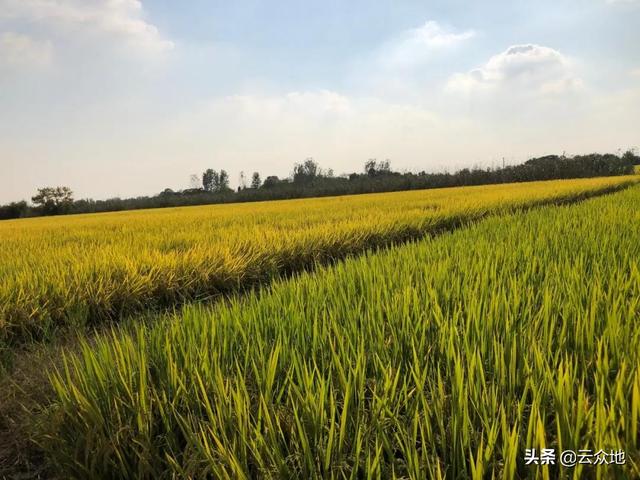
[0,176,636,346]
[38,184,640,479]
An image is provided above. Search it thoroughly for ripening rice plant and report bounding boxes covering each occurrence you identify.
[0,176,636,346]
[40,185,640,479]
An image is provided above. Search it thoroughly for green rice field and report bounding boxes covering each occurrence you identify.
[36,184,640,479]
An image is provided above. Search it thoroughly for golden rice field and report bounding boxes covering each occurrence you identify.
[0,176,636,346]
[38,183,640,479]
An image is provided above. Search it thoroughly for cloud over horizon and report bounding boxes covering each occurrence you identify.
[446,44,582,95]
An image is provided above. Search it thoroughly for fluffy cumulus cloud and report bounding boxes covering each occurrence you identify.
[0,32,52,69]
[378,21,475,69]
[446,44,582,95]
[0,0,173,55]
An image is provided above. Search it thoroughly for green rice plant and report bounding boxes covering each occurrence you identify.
[38,185,640,478]
[0,176,637,347]
[0,177,638,345]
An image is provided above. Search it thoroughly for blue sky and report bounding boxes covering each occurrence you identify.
[1,0,639,202]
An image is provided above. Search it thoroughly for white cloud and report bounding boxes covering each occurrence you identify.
[0,0,173,53]
[446,44,582,95]
[631,68,640,78]
[606,0,639,4]
[406,21,475,48]
[379,21,475,68]
[0,32,52,69]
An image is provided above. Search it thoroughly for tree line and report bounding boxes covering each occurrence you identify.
[1,150,638,220]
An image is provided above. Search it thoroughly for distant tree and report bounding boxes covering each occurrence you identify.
[251,172,262,189]
[365,159,391,176]
[3,150,632,221]
[31,187,74,214]
[0,201,29,220]
[212,171,220,190]
[202,169,215,192]
[293,158,320,183]
[189,174,200,189]
[202,168,231,193]
[364,159,377,176]
[219,170,230,191]
[263,176,281,188]
[622,149,640,165]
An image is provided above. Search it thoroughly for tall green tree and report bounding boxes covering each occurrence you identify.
[251,172,262,189]
[202,169,216,192]
[293,158,320,183]
[31,187,74,214]
[219,170,230,191]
